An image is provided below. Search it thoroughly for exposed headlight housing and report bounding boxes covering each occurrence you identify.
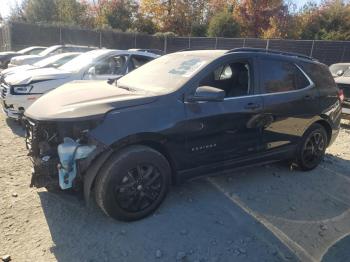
[13,85,32,94]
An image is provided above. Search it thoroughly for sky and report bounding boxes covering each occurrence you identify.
[0,0,322,19]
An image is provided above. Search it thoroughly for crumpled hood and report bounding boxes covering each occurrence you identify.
[0,52,16,57]
[0,65,35,78]
[11,54,41,62]
[25,80,158,121]
[4,67,71,85]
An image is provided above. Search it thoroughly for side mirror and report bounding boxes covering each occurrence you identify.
[187,86,225,102]
[336,69,344,77]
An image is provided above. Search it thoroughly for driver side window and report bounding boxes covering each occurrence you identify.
[199,61,251,98]
[95,55,127,75]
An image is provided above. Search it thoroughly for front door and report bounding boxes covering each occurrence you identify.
[184,57,265,170]
[84,54,128,80]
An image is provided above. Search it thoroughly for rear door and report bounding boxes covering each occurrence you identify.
[258,57,320,151]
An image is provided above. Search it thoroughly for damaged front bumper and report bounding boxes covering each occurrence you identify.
[25,118,105,191]
[57,137,96,190]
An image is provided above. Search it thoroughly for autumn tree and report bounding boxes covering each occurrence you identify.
[207,10,240,37]
[296,0,350,40]
[233,0,289,38]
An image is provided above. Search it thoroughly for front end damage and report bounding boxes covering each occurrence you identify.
[24,118,105,191]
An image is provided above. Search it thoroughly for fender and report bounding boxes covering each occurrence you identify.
[83,148,114,205]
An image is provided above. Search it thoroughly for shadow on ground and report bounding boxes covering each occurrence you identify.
[6,118,25,137]
[210,155,350,261]
[38,179,297,262]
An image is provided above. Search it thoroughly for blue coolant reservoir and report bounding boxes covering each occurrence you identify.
[57,137,96,190]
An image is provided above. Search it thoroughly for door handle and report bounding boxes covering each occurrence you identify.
[245,103,261,110]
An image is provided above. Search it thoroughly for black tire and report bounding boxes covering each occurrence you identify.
[295,123,328,171]
[95,145,171,221]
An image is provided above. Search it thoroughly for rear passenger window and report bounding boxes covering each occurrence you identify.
[260,59,310,94]
[301,62,336,90]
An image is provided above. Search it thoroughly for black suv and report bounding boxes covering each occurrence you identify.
[24,48,342,221]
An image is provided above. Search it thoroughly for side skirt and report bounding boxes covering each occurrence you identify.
[177,145,297,183]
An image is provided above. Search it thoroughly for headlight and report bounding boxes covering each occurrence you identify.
[13,85,32,94]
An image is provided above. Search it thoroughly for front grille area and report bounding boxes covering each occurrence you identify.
[337,83,350,101]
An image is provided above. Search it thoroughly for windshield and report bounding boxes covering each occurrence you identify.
[117,51,225,93]
[58,51,106,72]
[18,47,38,54]
[329,64,350,77]
[38,45,60,56]
[33,53,78,68]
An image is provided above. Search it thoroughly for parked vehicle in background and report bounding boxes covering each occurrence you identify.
[8,45,96,67]
[0,52,81,81]
[1,49,159,119]
[329,63,350,78]
[0,46,46,69]
[333,70,350,119]
[23,48,341,221]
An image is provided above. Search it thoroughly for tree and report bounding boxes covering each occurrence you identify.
[207,10,240,37]
[24,0,58,23]
[233,0,289,38]
[90,0,137,31]
[133,14,157,34]
[296,0,350,40]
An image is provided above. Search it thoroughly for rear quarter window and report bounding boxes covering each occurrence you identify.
[301,62,336,90]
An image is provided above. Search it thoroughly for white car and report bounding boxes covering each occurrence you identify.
[0,52,81,81]
[329,63,350,78]
[1,49,159,119]
[8,45,95,67]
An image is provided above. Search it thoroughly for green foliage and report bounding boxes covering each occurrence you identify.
[297,0,350,40]
[207,11,240,37]
[133,15,157,34]
[154,32,177,38]
[191,23,208,37]
[6,0,350,41]
[25,0,58,23]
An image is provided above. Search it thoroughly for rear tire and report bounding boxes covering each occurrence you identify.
[95,145,171,221]
[295,123,328,171]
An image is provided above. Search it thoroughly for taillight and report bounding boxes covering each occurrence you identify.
[338,89,344,102]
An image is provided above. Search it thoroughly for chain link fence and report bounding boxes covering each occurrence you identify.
[2,22,350,65]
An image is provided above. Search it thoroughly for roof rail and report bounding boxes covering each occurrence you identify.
[227,48,315,61]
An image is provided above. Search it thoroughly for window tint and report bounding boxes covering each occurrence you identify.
[260,59,310,93]
[199,62,251,98]
[302,62,336,90]
[130,56,152,70]
[95,55,127,75]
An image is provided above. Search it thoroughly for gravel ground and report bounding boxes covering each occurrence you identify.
[1,113,350,262]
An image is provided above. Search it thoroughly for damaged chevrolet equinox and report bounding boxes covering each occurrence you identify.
[24,48,342,221]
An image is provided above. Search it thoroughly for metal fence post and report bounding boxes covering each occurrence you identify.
[243,38,246,47]
[164,36,167,53]
[215,37,218,49]
[59,27,62,45]
[341,45,346,62]
[310,40,315,57]
[188,36,191,49]
[266,39,270,50]
[99,31,102,48]
[134,32,137,48]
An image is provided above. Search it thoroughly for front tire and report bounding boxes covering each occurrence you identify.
[295,123,328,171]
[95,145,171,221]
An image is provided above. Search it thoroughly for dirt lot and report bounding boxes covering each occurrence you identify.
[1,113,350,262]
